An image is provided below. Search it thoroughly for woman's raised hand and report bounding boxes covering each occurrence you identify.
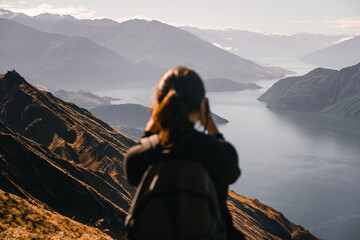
[200,97,219,135]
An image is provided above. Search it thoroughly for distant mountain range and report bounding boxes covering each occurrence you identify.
[0,70,319,239]
[258,63,360,121]
[0,8,290,87]
[301,35,360,69]
[181,26,349,60]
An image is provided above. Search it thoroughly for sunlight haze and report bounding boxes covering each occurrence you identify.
[1,0,359,35]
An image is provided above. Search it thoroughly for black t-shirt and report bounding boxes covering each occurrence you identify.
[124,126,244,239]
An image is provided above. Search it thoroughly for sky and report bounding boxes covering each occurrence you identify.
[0,0,360,35]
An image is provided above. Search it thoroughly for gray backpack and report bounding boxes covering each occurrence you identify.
[125,134,227,240]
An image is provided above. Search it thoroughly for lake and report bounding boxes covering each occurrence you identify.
[95,58,360,239]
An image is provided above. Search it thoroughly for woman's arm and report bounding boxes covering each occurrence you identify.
[124,145,149,187]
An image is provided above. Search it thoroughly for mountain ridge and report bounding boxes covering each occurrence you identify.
[0,9,290,82]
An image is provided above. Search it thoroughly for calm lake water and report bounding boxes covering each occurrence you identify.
[95,58,360,239]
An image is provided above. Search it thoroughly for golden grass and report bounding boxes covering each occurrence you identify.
[0,190,113,240]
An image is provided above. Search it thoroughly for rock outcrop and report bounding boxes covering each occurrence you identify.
[258,63,360,121]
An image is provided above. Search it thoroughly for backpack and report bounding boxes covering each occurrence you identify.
[125,134,227,240]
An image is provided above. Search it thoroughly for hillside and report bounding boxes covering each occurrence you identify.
[0,71,138,238]
[0,190,112,239]
[0,71,320,239]
[301,35,360,69]
[0,9,290,82]
[227,191,319,240]
[258,63,360,120]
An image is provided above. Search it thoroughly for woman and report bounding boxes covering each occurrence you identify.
[125,67,244,239]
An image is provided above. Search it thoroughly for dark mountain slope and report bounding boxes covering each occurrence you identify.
[0,70,136,204]
[0,70,134,169]
[258,63,360,120]
[227,191,319,240]
[0,119,128,238]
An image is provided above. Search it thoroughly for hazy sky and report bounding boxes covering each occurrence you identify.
[1,0,360,35]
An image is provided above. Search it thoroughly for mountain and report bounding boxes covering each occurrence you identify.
[0,18,163,89]
[181,26,348,59]
[301,35,360,69]
[53,89,119,109]
[0,9,290,82]
[205,78,261,92]
[0,70,319,239]
[258,63,360,120]
[0,70,138,237]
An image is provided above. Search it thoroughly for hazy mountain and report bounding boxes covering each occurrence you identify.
[0,18,163,89]
[258,63,360,121]
[181,26,348,59]
[0,71,319,239]
[91,19,291,81]
[301,35,360,69]
[54,89,119,109]
[90,103,229,130]
[205,78,261,92]
[0,9,290,82]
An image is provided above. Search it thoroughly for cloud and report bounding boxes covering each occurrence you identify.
[332,36,355,44]
[116,15,155,23]
[292,17,360,32]
[292,20,318,24]
[326,17,360,30]
[1,3,96,19]
[212,43,238,52]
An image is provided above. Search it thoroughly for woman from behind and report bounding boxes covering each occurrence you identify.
[124,67,245,240]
